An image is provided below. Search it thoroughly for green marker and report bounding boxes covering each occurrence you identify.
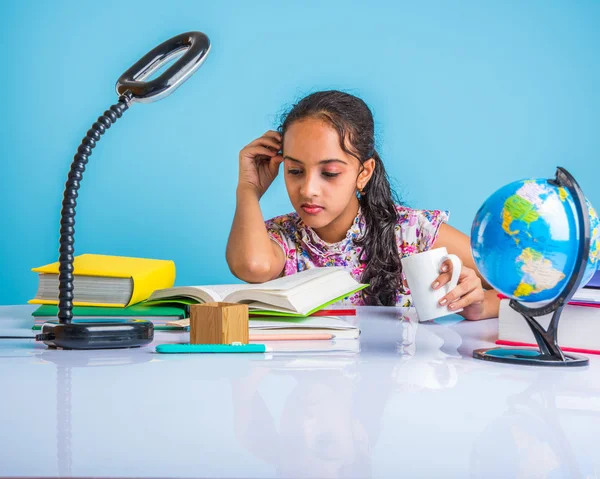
[155,343,269,354]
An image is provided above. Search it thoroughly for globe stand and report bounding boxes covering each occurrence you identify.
[474,167,591,367]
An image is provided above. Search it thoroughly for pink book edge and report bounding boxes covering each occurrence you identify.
[495,339,600,356]
[497,293,600,309]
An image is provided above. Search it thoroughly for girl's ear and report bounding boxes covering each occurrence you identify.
[357,158,376,190]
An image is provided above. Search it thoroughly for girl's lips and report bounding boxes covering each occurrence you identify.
[302,205,324,215]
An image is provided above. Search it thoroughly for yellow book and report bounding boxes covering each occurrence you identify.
[29,254,176,307]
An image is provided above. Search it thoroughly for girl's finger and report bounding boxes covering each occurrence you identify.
[438,277,477,306]
[268,155,284,174]
[435,259,470,288]
[432,272,452,289]
[244,146,278,159]
[440,259,453,274]
[247,136,281,151]
[263,130,282,140]
[447,290,484,311]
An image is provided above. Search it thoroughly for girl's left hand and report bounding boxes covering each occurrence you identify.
[433,260,486,320]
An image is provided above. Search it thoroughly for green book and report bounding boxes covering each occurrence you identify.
[32,303,186,318]
[144,267,368,318]
[32,304,188,331]
[31,324,186,331]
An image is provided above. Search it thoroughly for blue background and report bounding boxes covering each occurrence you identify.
[1,0,599,305]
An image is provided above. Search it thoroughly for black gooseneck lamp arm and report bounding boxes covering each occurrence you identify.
[58,31,211,323]
[37,32,210,349]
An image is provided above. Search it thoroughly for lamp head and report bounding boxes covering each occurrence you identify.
[116,31,210,103]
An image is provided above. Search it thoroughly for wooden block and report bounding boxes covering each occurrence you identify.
[189,302,249,345]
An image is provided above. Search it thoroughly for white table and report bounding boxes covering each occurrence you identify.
[1,305,599,478]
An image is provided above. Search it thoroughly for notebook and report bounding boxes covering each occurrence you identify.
[29,254,176,307]
[248,316,360,339]
[147,267,367,317]
[572,287,600,303]
[31,303,187,330]
[496,298,600,354]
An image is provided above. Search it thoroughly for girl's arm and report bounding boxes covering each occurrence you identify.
[434,223,500,320]
[226,186,285,282]
[226,131,286,283]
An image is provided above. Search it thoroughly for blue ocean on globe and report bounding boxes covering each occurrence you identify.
[471,179,600,303]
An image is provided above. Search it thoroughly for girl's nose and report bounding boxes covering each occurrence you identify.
[300,172,320,199]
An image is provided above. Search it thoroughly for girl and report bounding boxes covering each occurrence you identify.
[226,90,499,320]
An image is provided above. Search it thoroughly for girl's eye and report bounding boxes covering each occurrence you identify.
[287,169,302,176]
[322,172,340,178]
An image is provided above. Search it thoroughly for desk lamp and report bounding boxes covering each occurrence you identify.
[35,32,211,350]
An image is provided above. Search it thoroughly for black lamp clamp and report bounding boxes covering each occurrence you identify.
[35,32,211,349]
[474,167,591,367]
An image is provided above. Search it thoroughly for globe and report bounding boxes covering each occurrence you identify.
[471,179,600,303]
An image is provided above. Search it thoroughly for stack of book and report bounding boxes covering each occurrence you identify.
[251,315,361,354]
[147,266,366,353]
[166,312,361,348]
[29,254,183,330]
[30,257,366,345]
[497,269,600,354]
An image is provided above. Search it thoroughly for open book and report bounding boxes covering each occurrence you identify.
[146,267,367,317]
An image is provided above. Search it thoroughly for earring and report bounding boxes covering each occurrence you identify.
[356,185,364,199]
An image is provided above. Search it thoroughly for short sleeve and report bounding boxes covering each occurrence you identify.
[265,217,290,258]
[416,209,449,252]
[395,206,449,256]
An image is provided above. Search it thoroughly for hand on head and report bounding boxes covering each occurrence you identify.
[238,130,284,198]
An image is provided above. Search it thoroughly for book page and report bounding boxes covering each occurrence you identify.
[150,267,358,313]
[249,316,357,330]
[148,283,256,303]
[225,267,355,311]
[572,289,600,304]
[246,301,296,314]
[252,267,345,293]
[197,284,256,301]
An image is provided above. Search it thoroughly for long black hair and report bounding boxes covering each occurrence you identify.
[279,90,401,305]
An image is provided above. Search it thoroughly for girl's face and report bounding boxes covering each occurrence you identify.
[282,118,373,241]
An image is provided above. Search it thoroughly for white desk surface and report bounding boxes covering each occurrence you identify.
[1,304,599,478]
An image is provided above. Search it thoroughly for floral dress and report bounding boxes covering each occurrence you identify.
[265,205,449,306]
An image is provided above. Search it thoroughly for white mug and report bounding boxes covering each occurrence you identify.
[401,247,463,322]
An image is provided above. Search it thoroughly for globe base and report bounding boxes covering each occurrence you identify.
[473,347,589,367]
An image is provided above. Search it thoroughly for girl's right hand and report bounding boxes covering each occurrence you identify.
[238,130,284,198]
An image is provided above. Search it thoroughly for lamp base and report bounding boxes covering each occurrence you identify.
[473,347,588,367]
[35,320,154,350]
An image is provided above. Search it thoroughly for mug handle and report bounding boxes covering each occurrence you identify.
[439,254,462,291]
